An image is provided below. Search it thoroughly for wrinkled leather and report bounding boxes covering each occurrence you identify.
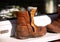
[46,16,60,33]
[15,10,46,39]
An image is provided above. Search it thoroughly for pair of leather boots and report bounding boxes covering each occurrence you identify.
[15,8,46,39]
[15,7,60,39]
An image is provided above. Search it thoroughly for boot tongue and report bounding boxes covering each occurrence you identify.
[34,15,51,26]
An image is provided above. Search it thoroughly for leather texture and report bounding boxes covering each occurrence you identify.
[15,9,46,39]
[46,15,60,33]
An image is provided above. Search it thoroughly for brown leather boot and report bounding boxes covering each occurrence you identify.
[46,15,60,33]
[15,8,47,39]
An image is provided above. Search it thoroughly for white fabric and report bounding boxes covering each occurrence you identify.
[0,20,12,37]
[34,15,51,26]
